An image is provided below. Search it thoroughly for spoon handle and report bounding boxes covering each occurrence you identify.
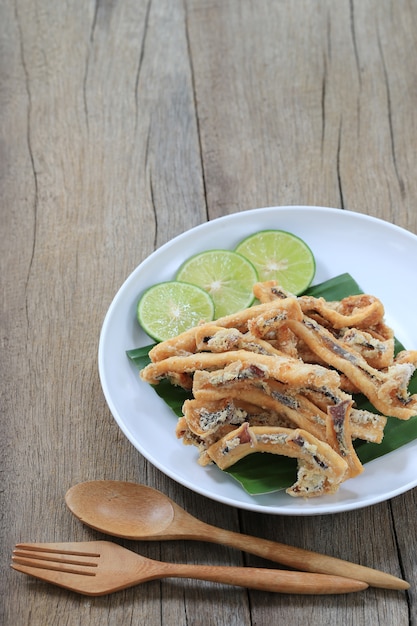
[194,522,408,590]
[156,561,368,595]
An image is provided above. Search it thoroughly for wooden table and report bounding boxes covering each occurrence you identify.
[2,1,417,624]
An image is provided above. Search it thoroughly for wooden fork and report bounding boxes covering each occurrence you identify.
[11,540,369,596]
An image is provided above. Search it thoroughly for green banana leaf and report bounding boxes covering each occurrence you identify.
[127,274,417,495]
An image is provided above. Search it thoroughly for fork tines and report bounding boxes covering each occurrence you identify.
[12,543,99,577]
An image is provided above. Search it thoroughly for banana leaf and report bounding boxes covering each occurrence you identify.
[127,274,417,495]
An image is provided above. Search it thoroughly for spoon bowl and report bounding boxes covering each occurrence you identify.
[66,481,175,538]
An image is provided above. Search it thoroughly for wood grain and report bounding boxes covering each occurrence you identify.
[1,0,416,624]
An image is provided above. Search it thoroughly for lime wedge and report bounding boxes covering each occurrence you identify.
[176,249,258,318]
[235,230,316,295]
[137,281,215,342]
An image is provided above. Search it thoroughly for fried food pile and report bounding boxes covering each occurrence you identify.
[140,281,417,497]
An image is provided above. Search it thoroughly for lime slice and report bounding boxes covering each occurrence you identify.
[235,230,316,295]
[176,249,258,318]
[137,281,215,342]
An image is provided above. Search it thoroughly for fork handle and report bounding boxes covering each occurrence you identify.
[152,562,368,594]
[172,502,409,590]
[201,524,408,589]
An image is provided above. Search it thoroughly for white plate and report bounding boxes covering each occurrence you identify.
[98,206,417,515]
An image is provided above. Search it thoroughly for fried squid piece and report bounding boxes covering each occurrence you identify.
[194,325,287,357]
[176,399,247,465]
[300,387,387,443]
[140,349,341,391]
[195,324,300,360]
[253,281,385,329]
[192,369,327,441]
[253,282,392,365]
[349,409,387,443]
[326,400,363,478]
[148,299,301,362]
[298,294,385,330]
[181,398,248,440]
[247,305,301,343]
[394,350,417,367]
[252,281,293,302]
[205,423,349,497]
[175,416,237,465]
[286,316,417,420]
[337,327,394,369]
[177,398,293,465]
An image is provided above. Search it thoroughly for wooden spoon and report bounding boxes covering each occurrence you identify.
[65,480,408,590]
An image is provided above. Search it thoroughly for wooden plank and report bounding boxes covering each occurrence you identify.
[187,0,417,233]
